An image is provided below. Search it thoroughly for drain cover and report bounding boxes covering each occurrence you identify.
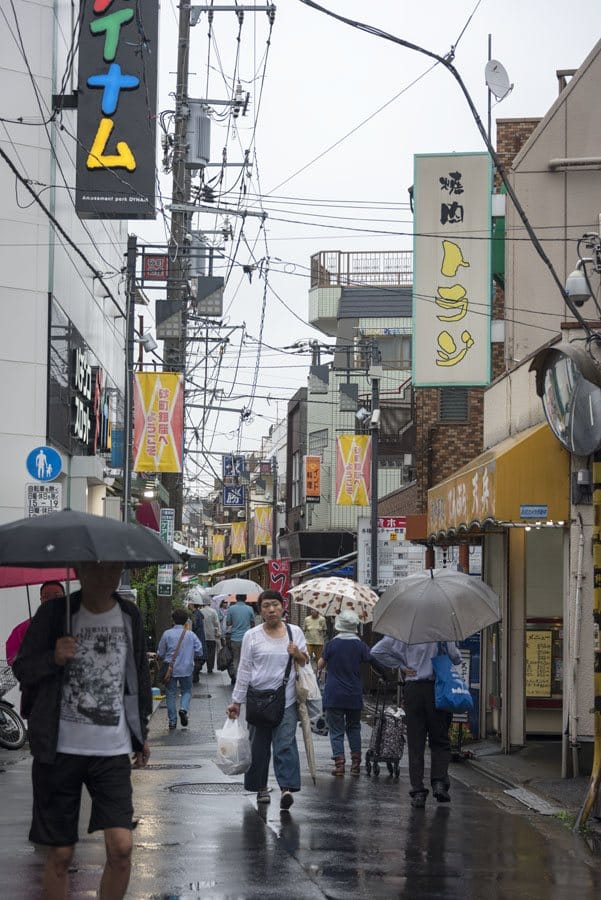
[168,782,248,794]
[192,693,211,699]
[144,764,203,770]
[504,788,562,815]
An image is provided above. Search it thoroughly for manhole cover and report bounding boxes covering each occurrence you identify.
[144,764,203,770]
[168,782,248,795]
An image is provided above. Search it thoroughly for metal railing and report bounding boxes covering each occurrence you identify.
[310,251,413,289]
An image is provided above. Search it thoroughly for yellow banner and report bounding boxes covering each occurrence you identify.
[212,533,225,562]
[254,506,272,546]
[335,435,371,506]
[133,372,183,472]
[231,522,247,555]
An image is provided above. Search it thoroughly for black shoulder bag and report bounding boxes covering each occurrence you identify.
[246,625,293,728]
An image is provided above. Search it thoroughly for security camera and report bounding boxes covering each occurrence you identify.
[370,409,381,428]
[565,265,591,307]
[355,407,370,424]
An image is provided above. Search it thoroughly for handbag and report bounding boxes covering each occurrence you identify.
[246,625,293,728]
[295,660,323,718]
[217,643,233,671]
[432,643,473,714]
[159,627,188,686]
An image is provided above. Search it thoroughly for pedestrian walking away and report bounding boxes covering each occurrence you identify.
[303,608,327,666]
[13,561,152,900]
[191,603,207,682]
[370,636,461,807]
[199,596,222,674]
[318,610,370,776]
[226,589,309,810]
[226,594,255,684]
[157,608,204,730]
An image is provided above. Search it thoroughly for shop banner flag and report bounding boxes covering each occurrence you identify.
[133,372,183,472]
[254,506,272,547]
[269,559,291,599]
[231,521,247,555]
[304,455,321,503]
[212,532,225,562]
[335,435,371,506]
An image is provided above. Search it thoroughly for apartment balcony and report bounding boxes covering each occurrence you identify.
[309,250,413,334]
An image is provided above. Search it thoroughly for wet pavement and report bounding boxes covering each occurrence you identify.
[1,673,601,898]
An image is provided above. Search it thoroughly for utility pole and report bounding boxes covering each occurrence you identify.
[271,454,278,558]
[162,0,192,530]
[123,233,137,525]
[369,343,381,591]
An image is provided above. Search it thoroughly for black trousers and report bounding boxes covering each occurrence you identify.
[204,640,217,673]
[403,680,452,793]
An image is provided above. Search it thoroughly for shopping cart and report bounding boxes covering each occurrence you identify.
[365,671,405,778]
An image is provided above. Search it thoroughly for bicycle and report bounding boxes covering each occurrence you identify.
[0,664,27,750]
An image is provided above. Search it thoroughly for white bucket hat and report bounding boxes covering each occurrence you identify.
[334,609,360,633]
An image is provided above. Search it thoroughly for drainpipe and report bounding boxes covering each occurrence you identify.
[575,455,601,829]
[563,515,584,778]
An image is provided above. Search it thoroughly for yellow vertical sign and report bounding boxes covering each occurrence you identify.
[254,506,272,547]
[231,522,247,555]
[212,533,225,562]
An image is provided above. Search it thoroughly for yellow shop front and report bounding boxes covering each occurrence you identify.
[427,423,570,750]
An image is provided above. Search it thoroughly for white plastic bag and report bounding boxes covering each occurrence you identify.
[296,664,322,701]
[215,716,252,775]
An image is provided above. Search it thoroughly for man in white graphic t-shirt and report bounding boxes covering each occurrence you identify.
[14,561,152,900]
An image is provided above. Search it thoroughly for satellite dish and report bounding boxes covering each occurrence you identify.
[485,59,512,101]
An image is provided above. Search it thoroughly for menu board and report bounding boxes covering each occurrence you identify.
[526,630,553,697]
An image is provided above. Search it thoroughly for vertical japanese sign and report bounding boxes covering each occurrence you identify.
[269,559,291,600]
[75,0,158,218]
[212,533,225,562]
[231,522,247,555]
[133,373,183,473]
[304,455,321,503]
[335,435,371,506]
[254,506,272,547]
[413,153,491,386]
[157,508,175,597]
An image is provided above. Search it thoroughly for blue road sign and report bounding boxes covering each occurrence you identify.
[223,485,245,507]
[223,454,246,478]
[26,446,62,482]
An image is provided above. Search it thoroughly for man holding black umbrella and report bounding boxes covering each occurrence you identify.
[13,561,152,900]
[370,636,461,809]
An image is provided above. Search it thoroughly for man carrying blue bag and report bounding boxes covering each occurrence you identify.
[370,637,462,809]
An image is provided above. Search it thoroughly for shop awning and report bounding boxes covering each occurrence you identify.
[205,557,267,582]
[427,423,569,539]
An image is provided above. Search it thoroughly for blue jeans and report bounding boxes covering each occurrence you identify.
[244,703,301,792]
[165,674,192,725]
[326,708,362,757]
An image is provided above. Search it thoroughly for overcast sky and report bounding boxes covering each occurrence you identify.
[138,0,601,492]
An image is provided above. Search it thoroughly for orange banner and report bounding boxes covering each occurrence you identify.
[335,435,371,506]
[133,372,183,472]
[304,455,321,503]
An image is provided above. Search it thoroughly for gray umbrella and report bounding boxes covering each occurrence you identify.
[207,577,261,596]
[372,568,501,644]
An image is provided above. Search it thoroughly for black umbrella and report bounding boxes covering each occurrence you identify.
[0,509,181,626]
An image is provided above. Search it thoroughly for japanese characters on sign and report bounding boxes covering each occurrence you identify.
[357,517,425,590]
[413,153,491,386]
[223,485,245,508]
[25,483,63,518]
[157,508,175,596]
[428,459,496,536]
[133,373,183,473]
[304,455,321,504]
[335,435,371,507]
[75,0,158,218]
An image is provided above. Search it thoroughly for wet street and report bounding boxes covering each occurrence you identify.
[1,673,600,899]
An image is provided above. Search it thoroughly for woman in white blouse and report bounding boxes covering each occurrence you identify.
[227,590,308,810]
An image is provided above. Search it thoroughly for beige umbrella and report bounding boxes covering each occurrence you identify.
[288,576,378,624]
[295,663,317,785]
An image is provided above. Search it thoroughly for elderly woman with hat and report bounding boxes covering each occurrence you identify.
[317,610,371,776]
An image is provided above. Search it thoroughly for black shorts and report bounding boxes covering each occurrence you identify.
[30,753,133,847]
